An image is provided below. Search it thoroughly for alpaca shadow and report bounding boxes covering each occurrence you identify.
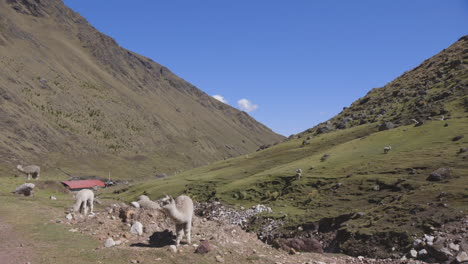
[130,229,175,248]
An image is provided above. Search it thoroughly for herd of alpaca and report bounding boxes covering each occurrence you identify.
[69,190,193,246]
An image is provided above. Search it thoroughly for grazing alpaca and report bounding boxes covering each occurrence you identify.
[72,189,95,216]
[16,165,40,180]
[383,146,392,154]
[161,195,194,246]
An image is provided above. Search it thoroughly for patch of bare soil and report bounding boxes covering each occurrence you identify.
[0,216,36,264]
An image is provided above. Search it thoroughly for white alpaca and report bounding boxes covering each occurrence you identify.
[383,146,392,154]
[72,189,95,216]
[16,165,40,180]
[137,195,160,209]
[161,195,194,246]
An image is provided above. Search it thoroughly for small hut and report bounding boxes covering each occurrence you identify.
[61,180,105,191]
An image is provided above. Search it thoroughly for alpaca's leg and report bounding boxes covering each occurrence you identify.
[83,200,88,216]
[89,199,94,214]
[175,224,184,246]
[27,173,31,180]
[184,222,191,245]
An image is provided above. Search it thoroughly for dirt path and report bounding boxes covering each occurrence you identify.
[0,216,36,264]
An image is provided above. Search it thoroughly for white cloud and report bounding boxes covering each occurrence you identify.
[212,94,228,104]
[237,98,259,113]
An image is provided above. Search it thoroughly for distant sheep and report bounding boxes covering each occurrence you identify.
[72,189,94,216]
[137,195,160,209]
[161,195,194,246]
[383,146,392,154]
[16,165,40,180]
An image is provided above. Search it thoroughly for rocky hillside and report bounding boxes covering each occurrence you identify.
[0,0,283,177]
[118,36,468,262]
[298,35,467,137]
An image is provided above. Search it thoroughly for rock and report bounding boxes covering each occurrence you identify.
[419,249,428,256]
[424,234,435,243]
[130,260,138,264]
[272,238,323,253]
[66,213,73,220]
[50,196,57,200]
[449,242,460,252]
[456,251,468,263]
[409,249,418,258]
[130,201,140,208]
[427,168,451,181]
[459,147,468,154]
[378,122,395,131]
[427,246,452,261]
[195,240,212,254]
[215,255,224,263]
[168,245,177,253]
[130,221,143,236]
[413,239,422,247]
[452,135,464,141]
[119,208,136,222]
[105,238,115,248]
[320,154,330,162]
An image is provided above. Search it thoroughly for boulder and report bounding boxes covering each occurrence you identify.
[427,168,451,181]
[378,122,395,131]
[456,251,468,263]
[195,240,212,254]
[272,238,323,253]
[130,221,143,236]
[105,238,115,248]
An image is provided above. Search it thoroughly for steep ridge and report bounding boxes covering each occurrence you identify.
[299,35,468,137]
[0,0,283,177]
[120,36,468,260]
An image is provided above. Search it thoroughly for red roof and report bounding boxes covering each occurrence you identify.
[61,180,106,189]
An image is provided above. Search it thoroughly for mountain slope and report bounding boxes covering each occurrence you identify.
[120,36,468,259]
[0,0,283,177]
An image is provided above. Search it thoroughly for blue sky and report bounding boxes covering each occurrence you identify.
[64,0,467,136]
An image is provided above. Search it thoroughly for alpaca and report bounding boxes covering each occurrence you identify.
[295,168,302,180]
[13,183,35,196]
[383,146,392,154]
[16,165,40,180]
[137,195,160,209]
[72,189,94,216]
[161,195,194,246]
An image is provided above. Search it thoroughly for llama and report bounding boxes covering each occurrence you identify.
[72,189,95,216]
[16,165,40,180]
[137,195,160,209]
[161,195,194,246]
[383,146,392,154]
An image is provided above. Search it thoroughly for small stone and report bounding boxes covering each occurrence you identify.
[413,239,422,246]
[105,238,115,248]
[449,242,460,252]
[409,249,418,258]
[66,213,73,220]
[456,251,468,262]
[419,249,428,255]
[424,234,435,242]
[215,255,224,263]
[130,221,143,236]
[195,240,212,254]
[68,228,78,232]
[169,245,177,253]
[130,201,140,208]
[50,196,57,200]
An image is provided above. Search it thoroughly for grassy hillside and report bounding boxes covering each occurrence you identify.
[116,36,468,258]
[0,0,283,179]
